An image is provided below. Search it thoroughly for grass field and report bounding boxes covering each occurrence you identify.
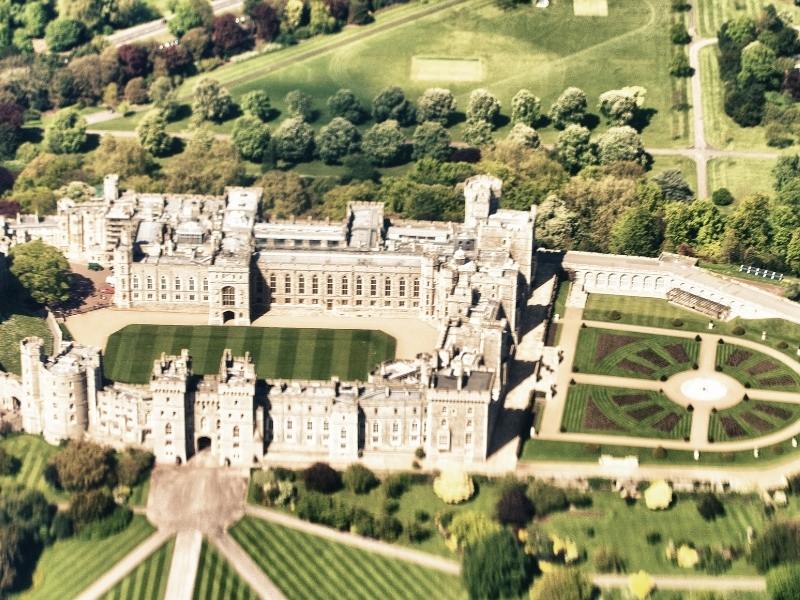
[0,434,64,502]
[542,490,787,576]
[0,313,52,375]
[709,398,800,442]
[101,538,174,600]
[583,294,800,363]
[708,157,776,204]
[716,343,800,393]
[13,516,155,600]
[229,516,465,600]
[96,0,688,148]
[697,0,800,38]
[561,384,692,440]
[193,541,259,600]
[103,325,396,384]
[573,326,699,380]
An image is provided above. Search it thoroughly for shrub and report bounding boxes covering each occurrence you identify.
[778,341,789,349]
[296,491,334,524]
[383,499,399,515]
[495,487,534,527]
[446,511,501,553]
[414,447,426,460]
[712,187,734,206]
[342,464,378,494]
[0,448,21,476]
[672,318,684,327]
[303,463,342,494]
[405,521,431,543]
[77,505,133,540]
[350,508,376,538]
[384,474,409,499]
[50,512,74,540]
[530,568,592,600]
[652,446,667,460]
[593,545,626,573]
[750,521,800,572]
[415,510,430,522]
[433,469,475,504]
[463,530,531,600]
[68,490,115,527]
[767,563,800,600]
[527,480,568,516]
[646,531,661,545]
[644,480,672,510]
[376,515,403,541]
[733,326,746,336]
[696,493,725,521]
[609,310,622,321]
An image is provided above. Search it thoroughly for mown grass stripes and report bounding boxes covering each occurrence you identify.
[104,325,396,384]
[229,516,465,600]
[0,434,65,502]
[192,541,258,600]
[100,537,174,600]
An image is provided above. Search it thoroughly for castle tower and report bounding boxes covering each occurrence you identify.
[112,234,132,308]
[40,345,99,444]
[103,174,119,205]
[19,337,45,435]
[150,350,192,464]
[216,350,258,466]
[463,175,502,228]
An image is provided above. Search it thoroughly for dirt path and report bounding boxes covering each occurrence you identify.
[209,531,288,600]
[592,573,765,593]
[163,529,202,600]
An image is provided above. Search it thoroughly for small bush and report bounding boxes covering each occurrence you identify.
[646,531,661,545]
[652,446,667,460]
[694,335,701,342]
[609,310,622,321]
[778,341,789,349]
[527,480,568,516]
[77,505,133,540]
[415,510,430,522]
[711,187,734,207]
[593,545,626,573]
[696,493,725,521]
[496,487,535,527]
[715,365,723,372]
[660,375,668,382]
[405,521,431,543]
[384,474,409,499]
[273,467,296,481]
[376,515,403,541]
[303,462,342,494]
[733,326,746,336]
[0,448,20,476]
[342,464,378,495]
[672,318,684,327]
[433,469,475,504]
[383,499,400,515]
[350,508,376,538]
[414,447,426,459]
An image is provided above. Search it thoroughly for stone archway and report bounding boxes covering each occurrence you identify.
[222,310,235,324]
[197,436,212,452]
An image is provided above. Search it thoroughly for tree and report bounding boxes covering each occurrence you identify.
[68,489,115,526]
[52,440,113,492]
[45,18,86,51]
[181,26,211,61]
[609,205,662,257]
[169,0,213,37]
[463,119,494,147]
[536,194,578,249]
[412,121,451,161]
[117,44,151,81]
[115,449,154,487]
[738,41,780,88]
[549,87,588,128]
[327,89,367,124]
[317,117,361,164]
[495,486,534,527]
[124,77,149,104]
[530,568,592,600]
[724,81,765,126]
[371,86,415,126]
[653,168,693,201]
[447,511,502,553]
[362,119,406,166]
[671,22,691,44]
[348,0,372,25]
[511,89,541,126]
[0,526,37,593]
[0,102,23,160]
[463,530,531,600]
[284,90,314,121]
[669,52,694,77]
[88,135,155,181]
[342,464,378,494]
[787,228,800,275]
[309,0,337,34]
[596,126,647,166]
[137,110,173,156]
[696,493,725,521]
[242,90,272,121]
[555,124,595,174]
[303,462,342,493]
[152,44,194,78]
[282,0,305,30]
[232,115,271,161]
[212,13,251,57]
[750,522,800,572]
[192,78,236,123]
[527,480,568,516]
[767,564,800,600]
[466,88,500,125]
[433,469,474,504]
[272,116,315,163]
[163,128,245,194]
[416,88,456,125]
[506,122,540,149]
[722,194,772,264]
[250,2,281,40]
[44,109,87,155]
[598,86,646,126]
[323,0,350,22]
[259,170,311,217]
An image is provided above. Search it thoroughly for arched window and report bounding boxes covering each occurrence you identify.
[221,286,235,306]
[165,422,172,435]
[384,278,391,296]
[146,276,153,290]
[298,274,305,295]
[355,276,363,296]
[341,276,349,295]
[188,277,196,291]
[174,277,181,291]
[200,416,207,431]
[284,274,292,294]
[202,278,209,292]
[233,425,240,437]
[370,277,377,296]
[326,276,333,295]
[399,278,406,297]
[160,276,167,290]
[312,275,319,295]
[132,276,140,290]
[412,278,420,298]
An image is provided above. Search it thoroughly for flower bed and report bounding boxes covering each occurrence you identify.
[719,416,746,438]
[758,375,796,388]
[754,402,792,420]
[612,394,650,406]
[653,413,681,433]
[582,398,624,432]
[664,343,690,364]
[725,349,752,367]
[595,333,640,362]
[747,360,778,376]
[618,359,655,376]
[628,405,663,422]
[636,349,669,369]
[740,411,773,433]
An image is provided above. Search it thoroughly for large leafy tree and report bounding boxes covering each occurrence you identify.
[462,530,531,600]
[609,205,662,257]
[416,88,456,125]
[88,135,155,182]
[327,89,367,124]
[212,13,251,57]
[549,87,587,128]
[511,89,541,126]
[466,88,500,125]
[362,119,406,166]
[272,116,315,163]
[45,18,87,51]
[163,128,245,194]
[596,126,647,166]
[317,117,361,164]
[231,115,271,162]
[242,91,272,122]
[10,241,72,306]
[52,440,113,492]
[371,86,415,126]
[137,110,173,157]
[192,78,236,123]
[259,171,311,217]
[44,109,87,154]
[411,121,451,161]
[555,124,595,174]
[169,0,213,37]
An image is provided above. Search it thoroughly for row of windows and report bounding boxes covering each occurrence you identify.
[131,275,209,292]
[164,422,240,437]
[132,292,208,302]
[267,274,420,298]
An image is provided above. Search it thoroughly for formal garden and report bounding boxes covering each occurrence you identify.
[193,541,259,600]
[716,343,800,393]
[560,384,693,440]
[99,537,174,600]
[708,399,800,443]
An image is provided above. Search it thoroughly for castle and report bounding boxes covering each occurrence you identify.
[0,174,536,468]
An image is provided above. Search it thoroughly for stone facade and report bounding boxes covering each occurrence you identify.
[0,174,535,469]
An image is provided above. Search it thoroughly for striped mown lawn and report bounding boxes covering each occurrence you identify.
[193,541,258,600]
[716,343,800,393]
[709,399,800,442]
[104,325,396,384]
[0,434,64,502]
[13,516,155,600]
[562,384,693,440]
[229,517,465,600]
[101,537,174,600]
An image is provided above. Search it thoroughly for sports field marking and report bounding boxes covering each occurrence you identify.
[410,56,484,82]
[573,0,608,17]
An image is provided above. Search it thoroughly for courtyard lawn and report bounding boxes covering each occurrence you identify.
[716,343,800,393]
[561,384,692,440]
[0,434,64,502]
[193,541,259,600]
[708,157,777,206]
[697,0,800,38]
[96,0,688,148]
[13,516,155,600]
[0,313,52,375]
[100,537,174,600]
[708,399,800,442]
[582,294,800,363]
[103,325,396,384]
[542,490,780,576]
[229,516,465,600]
[573,326,699,380]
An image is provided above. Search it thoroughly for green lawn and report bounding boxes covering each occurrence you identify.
[101,537,174,600]
[96,0,687,148]
[0,313,52,375]
[709,398,800,442]
[708,157,777,205]
[12,516,155,600]
[230,516,465,600]
[583,294,800,363]
[542,490,787,576]
[561,384,692,440]
[103,325,396,384]
[716,343,800,393]
[193,541,259,600]
[0,434,64,502]
[697,0,800,38]
[573,326,699,380]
